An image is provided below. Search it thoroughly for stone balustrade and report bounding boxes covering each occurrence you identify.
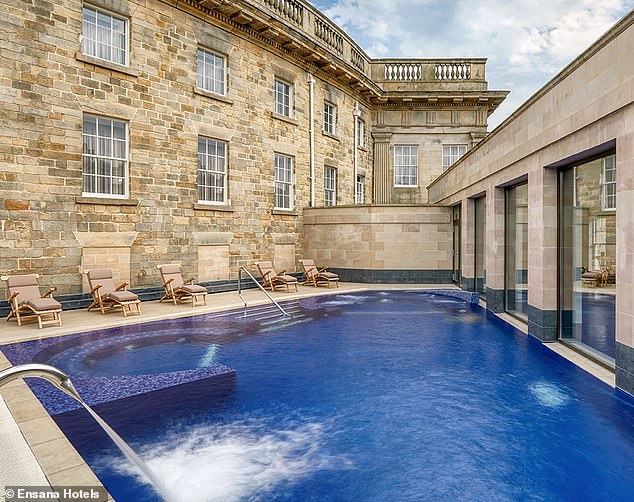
[314,17,344,55]
[198,1,490,91]
[383,62,423,81]
[351,47,367,73]
[261,0,303,26]
[435,62,471,80]
[373,59,485,83]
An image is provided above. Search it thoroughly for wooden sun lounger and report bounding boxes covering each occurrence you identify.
[299,259,339,288]
[256,261,298,293]
[2,274,62,328]
[157,264,207,307]
[85,268,141,317]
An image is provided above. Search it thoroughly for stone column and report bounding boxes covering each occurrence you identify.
[485,188,505,312]
[527,165,559,341]
[460,197,475,291]
[616,127,634,396]
[372,132,392,204]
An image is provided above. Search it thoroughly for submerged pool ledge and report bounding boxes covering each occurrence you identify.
[27,364,236,415]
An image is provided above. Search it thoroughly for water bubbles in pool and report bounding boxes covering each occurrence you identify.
[199,345,220,368]
[322,295,368,306]
[530,381,571,408]
[103,419,352,502]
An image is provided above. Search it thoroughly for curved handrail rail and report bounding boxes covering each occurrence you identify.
[238,267,291,317]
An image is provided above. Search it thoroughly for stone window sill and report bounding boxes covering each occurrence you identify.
[358,145,368,152]
[272,209,298,216]
[322,130,340,142]
[193,86,234,105]
[75,196,139,206]
[271,111,298,126]
[194,203,234,212]
[75,53,139,77]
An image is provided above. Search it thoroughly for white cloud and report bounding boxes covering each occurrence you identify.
[313,0,633,128]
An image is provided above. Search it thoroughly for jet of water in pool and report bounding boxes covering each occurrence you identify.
[0,364,174,502]
[100,418,353,502]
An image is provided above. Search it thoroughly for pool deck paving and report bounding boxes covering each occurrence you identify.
[0,283,616,501]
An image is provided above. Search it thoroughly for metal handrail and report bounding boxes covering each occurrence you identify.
[238,267,291,317]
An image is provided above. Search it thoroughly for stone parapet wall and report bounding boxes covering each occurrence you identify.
[302,205,452,276]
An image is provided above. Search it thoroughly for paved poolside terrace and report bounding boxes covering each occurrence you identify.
[0,284,616,501]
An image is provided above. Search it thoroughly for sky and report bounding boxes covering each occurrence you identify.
[311,0,634,130]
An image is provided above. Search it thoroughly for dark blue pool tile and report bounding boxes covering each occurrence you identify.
[527,305,558,342]
[485,288,505,312]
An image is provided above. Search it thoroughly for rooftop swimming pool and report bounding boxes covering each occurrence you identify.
[3,291,634,501]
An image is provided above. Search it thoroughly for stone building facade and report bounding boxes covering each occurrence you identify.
[0,0,504,298]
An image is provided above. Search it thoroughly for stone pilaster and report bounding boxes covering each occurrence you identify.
[527,166,558,341]
[372,133,393,204]
[485,188,505,312]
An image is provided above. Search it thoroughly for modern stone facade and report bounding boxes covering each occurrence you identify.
[303,205,453,283]
[427,11,634,395]
[0,0,503,299]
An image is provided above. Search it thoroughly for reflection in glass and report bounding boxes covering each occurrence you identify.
[474,197,486,298]
[559,154,616,363]
[505,184,528,320]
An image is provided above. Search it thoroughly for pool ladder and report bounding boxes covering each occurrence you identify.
[238,267,291,318]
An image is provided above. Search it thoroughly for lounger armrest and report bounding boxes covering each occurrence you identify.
[279,269,287,275]
[115,282,129,291]
[262,270,272,278]
[89,284,103,295]
[319,267,328,272]
[185,277,196,285]
[42,287,57,298]
[7,292,19,303]
[163,278,175,287]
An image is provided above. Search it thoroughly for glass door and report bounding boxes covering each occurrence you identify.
[474,197,486,298]
[559,155,616,364]
[452,205,461,285]
[505,183,528,320]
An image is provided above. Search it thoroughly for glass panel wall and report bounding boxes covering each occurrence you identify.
[559,154,616,363]
[452,205,461,284]
[474,197,486,298]
[505,183,528,320]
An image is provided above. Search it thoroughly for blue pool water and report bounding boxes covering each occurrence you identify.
[4,291,634,501]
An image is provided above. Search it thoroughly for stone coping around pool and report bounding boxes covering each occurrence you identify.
[0,353,115,501]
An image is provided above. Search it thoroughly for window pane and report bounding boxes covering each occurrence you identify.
[82,7,127,65]
[82,115,128,197]
[505,184,528,320]
[394,146,418,186]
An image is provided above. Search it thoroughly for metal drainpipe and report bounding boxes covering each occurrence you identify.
[353,101,360,204]
[308,74,316,207]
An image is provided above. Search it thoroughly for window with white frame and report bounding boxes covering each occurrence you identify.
[82,5,128,66]
[274,153,293,210]
[197,137,227,204]
[602,154,616,210]
[442,144,467,171]
[323,102,337,135]
[197,48,226,95]
[394,145,418,187]
[82,114,128,197]
[274,78,293,117]
[356,119,366,148]
[356,175,365,204]
[324,166,337,206]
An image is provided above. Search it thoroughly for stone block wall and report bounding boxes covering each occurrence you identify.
[303,205,453,282]
[0,0,371,297]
